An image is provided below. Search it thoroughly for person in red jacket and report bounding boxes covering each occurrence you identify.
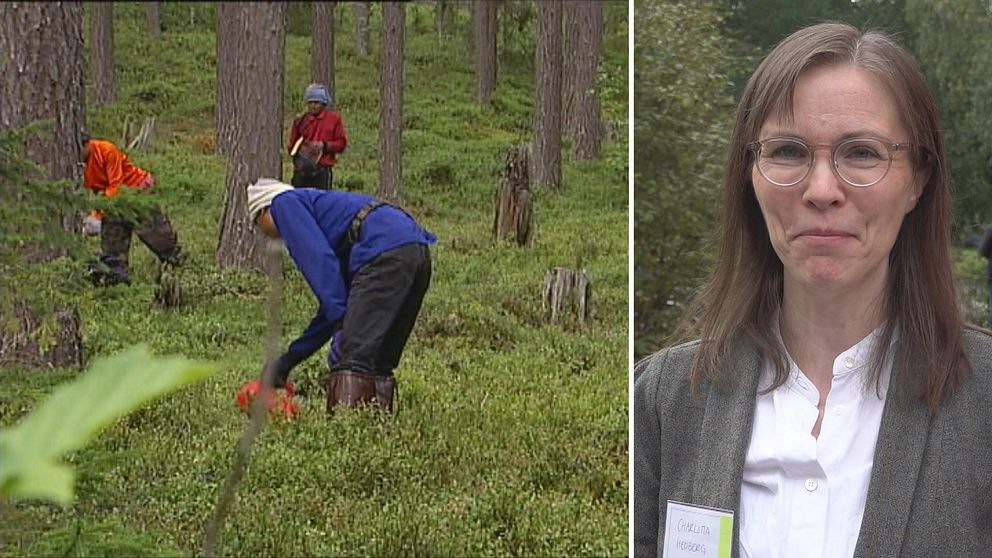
[82,132,183,285]
[286,83,347,190]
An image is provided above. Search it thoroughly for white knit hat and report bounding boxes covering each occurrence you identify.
[246,178,293,221]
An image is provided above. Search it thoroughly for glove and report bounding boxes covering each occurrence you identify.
[83,214,102,236]
[235,379,298,419]
[264,352,302,388]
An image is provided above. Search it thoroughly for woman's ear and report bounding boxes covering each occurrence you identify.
[906,157,932,213]
[905,192,918,213]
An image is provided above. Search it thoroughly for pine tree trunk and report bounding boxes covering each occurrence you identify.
[473,1,497,105]
[378,2,404,201]
[147,1,162,38]
[435,0,451,40]
[565,0,604,160]
[493,145,531,246]
[563,1,576,141]
[354,2,370,57]
[215,2,244,158]
[0,2,86,369]
[216,2,285,271]
[311,2,335,96]
[90,2,116,106]
[1,4,85,191]
[533,0,562,190]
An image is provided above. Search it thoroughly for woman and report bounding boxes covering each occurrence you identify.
[286,83,348,190]
[633,23,992,558]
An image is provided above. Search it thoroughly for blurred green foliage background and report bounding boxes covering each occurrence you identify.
[634,0,992,356]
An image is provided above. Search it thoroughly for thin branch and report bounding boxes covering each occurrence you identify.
[200,239,283,557]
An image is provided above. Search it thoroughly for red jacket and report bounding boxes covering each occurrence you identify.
[287,109,347,167]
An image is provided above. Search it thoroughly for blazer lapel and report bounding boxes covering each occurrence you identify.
[853,345,932,558]
[692,340,762,552]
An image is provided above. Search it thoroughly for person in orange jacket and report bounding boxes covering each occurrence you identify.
[82,132,183,285]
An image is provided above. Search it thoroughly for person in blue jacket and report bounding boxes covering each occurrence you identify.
[246,178,435,413]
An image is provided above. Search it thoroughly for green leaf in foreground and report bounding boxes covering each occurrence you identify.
[0,345,216,505]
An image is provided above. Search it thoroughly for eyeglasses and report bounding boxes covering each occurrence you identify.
[748,137,914,188]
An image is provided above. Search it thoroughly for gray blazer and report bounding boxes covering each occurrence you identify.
[633,328,992,558]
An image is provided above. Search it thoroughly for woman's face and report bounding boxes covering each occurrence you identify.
[751,64,921,296]
[307,101,325,115]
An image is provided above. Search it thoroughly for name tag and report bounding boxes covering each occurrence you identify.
[662,501,734,558]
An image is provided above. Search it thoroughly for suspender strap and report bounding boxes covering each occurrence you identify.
[347,199,386,245]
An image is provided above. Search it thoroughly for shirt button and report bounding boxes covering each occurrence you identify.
[844,357,855,369]
[833,405,846,416]
[804,479,818,492]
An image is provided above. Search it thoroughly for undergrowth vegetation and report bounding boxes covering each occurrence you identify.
[0,3,629,556]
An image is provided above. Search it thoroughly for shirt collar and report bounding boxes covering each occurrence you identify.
[767,310,900,390]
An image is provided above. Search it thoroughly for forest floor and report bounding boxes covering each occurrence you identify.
[0,4,629,556]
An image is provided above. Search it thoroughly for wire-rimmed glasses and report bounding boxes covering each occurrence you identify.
[749,137,914,188]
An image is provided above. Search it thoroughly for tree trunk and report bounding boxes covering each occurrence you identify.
[354,2,370,57]
[542,268,591,325]
[311,2,335,96]
[0,2,86,369]
[533,0,562,190]
[89,2,116,106]
[493,145,531,246]
[473,1,497,105]
[564,0,604,160]
[147,1,162,38]
[378,2,404,201]
[216,2,285,271]
[435,0,451,40]
[563,2,576,140]
[215,2,244,158]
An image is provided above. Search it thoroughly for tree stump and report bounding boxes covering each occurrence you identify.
[542,267,591,325]
[155,262,183,309]
[120,116,155,151]
[0,303,83,369]
[493,145,532,246]
[47,308,84,367]
[126,117,155,151]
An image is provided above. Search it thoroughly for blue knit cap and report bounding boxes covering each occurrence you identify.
[304,83,331,105]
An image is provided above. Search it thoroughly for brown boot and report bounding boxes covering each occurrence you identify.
[327,370,396,414]
[373,373,396,413]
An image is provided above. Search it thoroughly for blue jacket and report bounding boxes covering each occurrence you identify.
[269,188,436,361]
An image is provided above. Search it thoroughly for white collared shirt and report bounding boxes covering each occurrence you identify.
[740,327,895,558]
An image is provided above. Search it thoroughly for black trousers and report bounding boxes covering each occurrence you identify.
[291,165,333,190]
[101,208,182,278]
[333,243,432,375]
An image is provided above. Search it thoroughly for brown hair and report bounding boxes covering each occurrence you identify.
[680,22,971,413]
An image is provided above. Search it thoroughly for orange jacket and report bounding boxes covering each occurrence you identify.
[83,139,150,198]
